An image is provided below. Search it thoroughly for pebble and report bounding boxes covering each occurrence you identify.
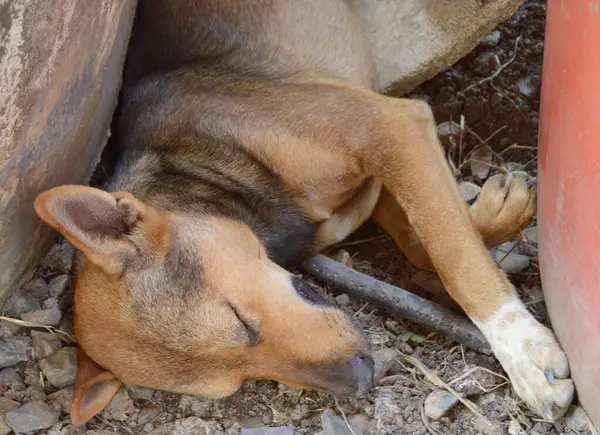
[21,306,63,327]
[0,320,23,338]
[43,297,60,309]
[47,387,75,414]
[0,398,20,435]
[491,249,530,274]
[0,341,20,368]
[43,242,75,275]
[32,332,64,360]
[39,347,78,388]
[0,367,26,390]
[436,121,461,136]
[149,417,222,435]
[332,250,353,268]
[49,275,71,299]
[483,30,501,45]
[5,401,59,433]
[60,424,86,435]
[458,181,481,203]
[321,409,370,435]
[565,405,591,432]
[423,389,460,420]
[372,348,397,382]
[241,426,295,435]
[126,385,156,401]
[2,288,41,317]
[4,336,32,362]
[138,405,163,426]
[23,278,50,300]
[521,226,538,245]
[517,76,535,97]
[102,388,134,421]
[508,419,524,435]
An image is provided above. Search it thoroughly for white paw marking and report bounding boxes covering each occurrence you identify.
[474,296,574,420]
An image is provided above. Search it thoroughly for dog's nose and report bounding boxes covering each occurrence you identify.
[350,354,374,397]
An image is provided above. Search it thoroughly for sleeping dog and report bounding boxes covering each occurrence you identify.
[34,0,574,424]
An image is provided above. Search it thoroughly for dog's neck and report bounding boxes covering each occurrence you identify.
[104,133,317,267]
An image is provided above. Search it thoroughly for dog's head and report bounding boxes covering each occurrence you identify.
[34,185,373,424]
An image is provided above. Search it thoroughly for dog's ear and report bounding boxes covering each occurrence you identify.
[34,185,147,275]
[71,347,122,425]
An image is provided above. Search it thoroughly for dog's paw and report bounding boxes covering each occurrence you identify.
[476,299,574,420]
[470,171,536,246]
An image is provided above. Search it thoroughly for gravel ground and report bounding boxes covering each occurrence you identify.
[0,1,596,434]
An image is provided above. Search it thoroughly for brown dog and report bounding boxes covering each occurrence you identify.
[34,0,574,425]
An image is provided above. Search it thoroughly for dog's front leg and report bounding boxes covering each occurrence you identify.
[360,97,574,420]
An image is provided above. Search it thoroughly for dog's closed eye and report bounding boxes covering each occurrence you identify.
[229,303,259,345]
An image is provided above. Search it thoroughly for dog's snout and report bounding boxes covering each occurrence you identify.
[350,354,374,397]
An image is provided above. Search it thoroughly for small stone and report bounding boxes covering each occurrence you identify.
[48,387,75,414]
[424,389,460,420]
[43,242,75,275]
[149,417,223,435]
[102,388,134,421]
[3,288,41,317]
[491,249,530,274]
[138,405,162,426]
[241,425,296,435]
[0,320,23,338]
[59,314,75,337]
[5,401,59,433]
[372,348,397,382]
[334,294,351,307]
[0,368,26,390]
[322,409,369,435]
[483,30,501,45]
[458,181,481,203]
[0,341,20,368]
[436,121,460,136]
[0,398,20,435]
[60,424,86,435]
[32,332,64,360]
[23,278,50,300]
[508,419,524,435]
[43,297,60,309]
[21,306,63,327]
[503,162,525,173]
[521,226,538,245]
[517,76,535,97]
[333,250,353,268]
[4,336,32,362]
[39,347,77,388]
[565,405,591,432]
[126,385,156,401]
[49,275,71,299]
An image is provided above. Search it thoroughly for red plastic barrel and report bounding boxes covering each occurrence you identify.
[538,0,600,428]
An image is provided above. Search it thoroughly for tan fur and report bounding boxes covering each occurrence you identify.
[32,0,540,424]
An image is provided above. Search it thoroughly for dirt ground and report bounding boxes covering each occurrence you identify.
[0,1,595,434]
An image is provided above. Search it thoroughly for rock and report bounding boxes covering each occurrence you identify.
[372,348,397,382]
[138,405,163,426]
[39,347,77,388]
[0,341,20,368]
[127,385,156,401]
[21,306,63,327]
[149,417,223,435]
[502,162,525,173]
[5,401,59,433]
[517,76,535,97]
[241,426,295,435]
[458,181,481,203]
[23,278,50,300]
[565,405,591,432]
[60,424,86,435]
[521,226,538,245]
[491,249,530,274]
[483,30,501,45]
[49,275,71,299]
[332,250,353,268]
[59,314,75,337]
[424,389,460,420]
[508,419,524,435]
[0,398,20,435]
[43,243,75,275]
[102,388,134,421]
[0,320,23,338]
[436,121,460,136]
[32,332,64,360]
[48,387,75,414]
[5,336,32,362]
[44,297,60,309]
[0,368,26,390]
[321,409,370,435]
[2,288,41,317]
